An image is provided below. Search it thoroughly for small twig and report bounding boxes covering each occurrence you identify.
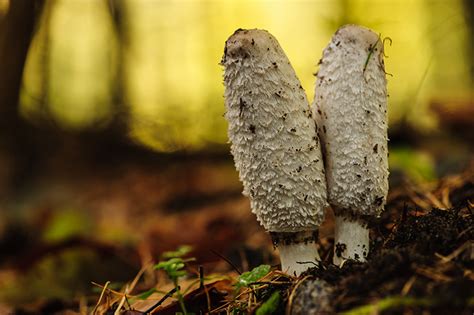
[143,286,179,314]
[125,294,132,311]
[296,260,319,267]
[363,34,394,80]
[435,241,473,263]
[211,249,242,274]
[407,189,432,210]
[198,265,212,313]
[210,301,232,314]
[272,269,296,279]
[114,285,130,315]
[199,265,204,288]
[247,290,253,311]
[382,37,392,58]
[401,276,417,296]
[92,281,110,314]
[286,275,311,315]
[129,265,148,292]
[248,281,293,286]
[467,200,473,214]
[95,265,149,314]
[211,270,288,314]
[211,283,268,313]
[414,267,452,282]
[441,187,452,208]
[92,282,132,297]
[457,227,474,240]
[380,36,393,76]
[424,191,446,209]
[363,35,381,74]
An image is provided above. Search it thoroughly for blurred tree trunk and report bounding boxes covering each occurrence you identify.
[0,0,139,198]
[81,0,133,155]
[0,0,45,195]
[107,0,128,134]
[64,0,145,167]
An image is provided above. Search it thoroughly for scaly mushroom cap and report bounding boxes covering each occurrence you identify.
[222,29,327,232]
[313,24,389,219]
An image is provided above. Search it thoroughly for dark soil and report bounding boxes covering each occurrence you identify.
[306,178,474,314]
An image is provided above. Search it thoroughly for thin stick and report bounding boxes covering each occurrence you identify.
[143,286,179,314]
[286,276,311,315]
[211,249,242,274]
[129,265,148,292]
[435,241,472,263]
[363,35,381,74]
[401,276,417,296]
[92,281,110,314]
[91,282,131,298]
[114,285,130,315]
[248,281,293,286]
[198,265,212,314]
[199,265,204,288]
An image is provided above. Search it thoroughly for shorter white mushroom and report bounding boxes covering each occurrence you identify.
[222,29,328,275]
[312,25,389,265]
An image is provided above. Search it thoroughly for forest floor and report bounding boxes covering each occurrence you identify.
[0,152,473,314]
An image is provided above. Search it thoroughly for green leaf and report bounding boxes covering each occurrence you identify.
[342,296,433,315]
[154,257,183,269]
[134,288,157,300]
[154,256,195,282]
[256,291,280,315]
[235,265,271,291]
[162,245,193,258]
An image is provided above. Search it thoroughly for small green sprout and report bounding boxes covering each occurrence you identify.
[154,246,195,315]
[155,257,195,282]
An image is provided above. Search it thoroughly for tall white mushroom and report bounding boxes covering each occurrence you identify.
[222,29,328,276]
[312,25,389,265]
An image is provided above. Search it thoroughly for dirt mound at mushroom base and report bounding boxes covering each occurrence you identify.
[309,207,474,314]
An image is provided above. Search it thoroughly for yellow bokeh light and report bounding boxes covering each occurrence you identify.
[20,0,472,151]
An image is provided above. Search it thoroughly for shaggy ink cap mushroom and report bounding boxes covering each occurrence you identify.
[222,29,328,275]
[312,25,389,265]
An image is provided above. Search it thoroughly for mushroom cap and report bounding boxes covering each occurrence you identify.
[312,24,389,219]
[223,29,327,232]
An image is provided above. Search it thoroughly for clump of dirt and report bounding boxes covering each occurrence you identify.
[384,208,471,255]
[309,206,473,313]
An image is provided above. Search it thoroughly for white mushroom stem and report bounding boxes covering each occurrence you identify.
[333,216,369,265]
[312,24,389,266]
[279,242,321,276]
[222,29,328,276]
[272,231,321,276]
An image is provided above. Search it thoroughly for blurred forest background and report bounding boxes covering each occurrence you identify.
[0,0,472,312]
